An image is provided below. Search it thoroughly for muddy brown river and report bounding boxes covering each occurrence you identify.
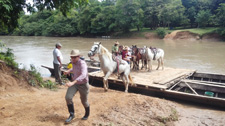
[0,36,225,76]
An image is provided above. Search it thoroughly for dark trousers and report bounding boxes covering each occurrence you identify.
[65,82,89,107]
[53,63,62,83]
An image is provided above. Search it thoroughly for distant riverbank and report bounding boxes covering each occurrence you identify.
[111,28,224,41]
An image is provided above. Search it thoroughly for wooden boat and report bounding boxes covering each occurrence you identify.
[42,60,225,108]
[165,72,225,108]
[88,66,225,108]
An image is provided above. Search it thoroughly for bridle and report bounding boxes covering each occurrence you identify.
[89,42,101,56]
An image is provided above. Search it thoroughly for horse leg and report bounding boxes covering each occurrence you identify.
[121,75,126,92]
[147,60,151,72]
[137,60,139,70]
[148,60,152,72]
[103,72,111,91]
[141,59,144,70]
[145,60,148,70]
[123,74,129,93]
[161,58,164,70]
[156,59,160,70]
[134,61,138,70]
[132,60,135,70]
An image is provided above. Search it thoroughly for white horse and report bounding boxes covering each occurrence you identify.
[88,42,133,92]
[144,46,164,72]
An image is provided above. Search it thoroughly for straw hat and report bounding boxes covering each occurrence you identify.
[70,49,80,57]
[123,46,129,50]
[114,41,119,45]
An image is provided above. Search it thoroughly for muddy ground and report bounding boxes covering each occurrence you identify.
[1,62,225,126]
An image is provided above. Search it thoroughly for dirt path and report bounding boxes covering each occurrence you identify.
[1,82,225,126]
[1,62,225,126]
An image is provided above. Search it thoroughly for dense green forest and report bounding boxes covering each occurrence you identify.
[1,0,225,37]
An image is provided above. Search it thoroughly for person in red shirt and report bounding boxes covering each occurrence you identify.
[122,46,131,64]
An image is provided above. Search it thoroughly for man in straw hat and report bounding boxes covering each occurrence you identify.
[111,41,119,56]
[53,42,64,85]
[63,49,90,123]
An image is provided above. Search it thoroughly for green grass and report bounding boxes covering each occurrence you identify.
[114,27,219,38]
[179,27,218,36]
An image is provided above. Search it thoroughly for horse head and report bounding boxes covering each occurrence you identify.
[131,45,139,55]
[88,42,101,57]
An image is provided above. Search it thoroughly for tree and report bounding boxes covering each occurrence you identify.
[216,3,225,27]
[0,0,89,31]
[0,0,26,32]
[142,0,187,29]
[186,6,197,27]
[195,9,212,28]
[158,0,188,28]
[91,6,117,35]
[77,5,100,35]
[141,0,160,29]
[115,0,142,32]
[33,0,89,15]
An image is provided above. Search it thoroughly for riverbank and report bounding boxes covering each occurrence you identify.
[1,60,225,126]
[112,28,224,41]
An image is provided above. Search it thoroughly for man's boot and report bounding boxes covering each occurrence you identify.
[82,106,90,120]
[65,104,75,123]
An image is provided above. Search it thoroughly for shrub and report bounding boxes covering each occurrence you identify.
[156,28,166,38]
[216,27,225,38]
[0,42,18,68]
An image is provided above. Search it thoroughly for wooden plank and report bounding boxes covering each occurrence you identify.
[154,70,195,85]
[192,72,225,80]
[184,79,225,86]
[180,80,225,93]
[165,90,225,108]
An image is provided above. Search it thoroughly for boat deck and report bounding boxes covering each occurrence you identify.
[88,66,196,90]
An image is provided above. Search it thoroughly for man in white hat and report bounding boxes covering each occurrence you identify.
[122,46,131,64]
[64,49,90,123]
[53,42,63,85]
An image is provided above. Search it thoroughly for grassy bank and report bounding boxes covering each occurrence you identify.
[179,27,218,36]
[114,27,220,38]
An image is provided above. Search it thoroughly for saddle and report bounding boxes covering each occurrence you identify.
[112,55,126,74]
[150,47,157,60]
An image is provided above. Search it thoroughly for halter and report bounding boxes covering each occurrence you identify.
[89,42,101,55]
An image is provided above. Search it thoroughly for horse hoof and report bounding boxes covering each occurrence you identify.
[125,90,128,93]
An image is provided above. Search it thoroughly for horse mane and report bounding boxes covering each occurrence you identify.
[99,44,112,61]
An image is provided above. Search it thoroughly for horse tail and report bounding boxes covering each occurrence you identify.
[128,74,134,86]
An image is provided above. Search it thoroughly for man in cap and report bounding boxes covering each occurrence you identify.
[53,42,64,85]
[112,41,119,56]
[63,49,90,123]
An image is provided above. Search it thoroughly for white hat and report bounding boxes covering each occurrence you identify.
[123,46,129,50]
[70,49,80,57]
[55,42,62,47]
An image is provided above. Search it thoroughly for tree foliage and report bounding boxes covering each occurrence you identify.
[0,0,88,33]
[0,0,26,32]
[1,0,225,36]
[195,10,212,28]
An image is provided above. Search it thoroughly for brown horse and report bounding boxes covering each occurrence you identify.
[131,45,147,70]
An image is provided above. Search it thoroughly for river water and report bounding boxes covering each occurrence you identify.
[0,36,225,77]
